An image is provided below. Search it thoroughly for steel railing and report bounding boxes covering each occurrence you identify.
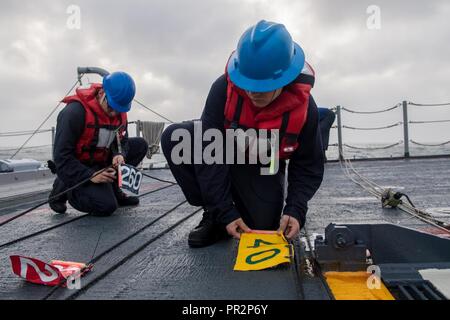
[334,100,450,160]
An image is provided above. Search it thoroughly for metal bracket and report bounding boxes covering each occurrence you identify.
[314,224,368,272]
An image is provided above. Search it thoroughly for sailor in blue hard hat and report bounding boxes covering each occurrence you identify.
[227,20,305,93]
[48,71,149,216]
[161,20,324,247]
[102,71,136,113]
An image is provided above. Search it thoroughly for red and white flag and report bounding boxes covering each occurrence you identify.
[10,255,92,287]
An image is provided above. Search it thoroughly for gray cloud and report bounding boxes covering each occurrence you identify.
[1,0,449,148]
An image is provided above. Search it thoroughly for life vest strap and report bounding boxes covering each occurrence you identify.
[280,112,290,139]
[231,95,244,129]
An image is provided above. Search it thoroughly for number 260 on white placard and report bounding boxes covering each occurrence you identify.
[119,164,143,195]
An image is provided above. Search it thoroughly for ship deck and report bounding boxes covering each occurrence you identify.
[0,157,449,300]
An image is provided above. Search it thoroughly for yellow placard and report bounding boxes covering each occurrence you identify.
[234,232,293,271]
[325,272,395,300]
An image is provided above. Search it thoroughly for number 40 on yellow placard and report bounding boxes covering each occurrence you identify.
[234,233,293,271]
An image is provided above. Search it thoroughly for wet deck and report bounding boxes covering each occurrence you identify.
[0,157,449,300]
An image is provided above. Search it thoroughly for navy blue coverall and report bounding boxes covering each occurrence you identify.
[161,74,324,230]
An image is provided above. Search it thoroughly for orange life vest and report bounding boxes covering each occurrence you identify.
[224,62,315,159]
[62,84,127,165]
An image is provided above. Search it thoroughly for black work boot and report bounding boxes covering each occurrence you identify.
[188,211,228,248]
[48,178,68,214]
[113,184,140,207]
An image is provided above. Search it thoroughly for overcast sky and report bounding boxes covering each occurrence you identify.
[1,0,449,148]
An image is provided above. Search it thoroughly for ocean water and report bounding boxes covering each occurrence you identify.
[1,143,449,167]
[326,143,450,160]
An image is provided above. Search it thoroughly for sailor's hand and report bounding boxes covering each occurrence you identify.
[112,155,125,169]
[226,218,251,239]
[278,215,300,240]
[90,168,116,184]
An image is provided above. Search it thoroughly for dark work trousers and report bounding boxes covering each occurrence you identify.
[161,121,286,230]
[318,109,336,151]
[66,137,148,216]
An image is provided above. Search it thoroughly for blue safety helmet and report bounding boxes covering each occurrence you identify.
[227,20,305,92]
[102,71,136,113]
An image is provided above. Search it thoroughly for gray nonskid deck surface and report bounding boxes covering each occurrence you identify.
[0,171,303,300]
[0,178,188,299]
[0,158,449,300]
[306,158,450,235]
[75,222,301,300]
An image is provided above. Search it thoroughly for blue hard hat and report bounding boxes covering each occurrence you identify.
[227,20,305,92]
[102,71,136,113]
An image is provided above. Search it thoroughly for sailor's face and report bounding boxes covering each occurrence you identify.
[99,91,118,118]
[246,88,283,108]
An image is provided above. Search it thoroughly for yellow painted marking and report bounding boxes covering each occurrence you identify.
[234,233,293,271]
[325,271,395,300]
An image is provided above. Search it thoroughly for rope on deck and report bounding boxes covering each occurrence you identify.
[343,122,403,130]
[339,157,450,234]
[341,104,400,114]
[410,140,450,147]
[344,141,403,150]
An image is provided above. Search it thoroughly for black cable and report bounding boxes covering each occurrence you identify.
[90,200,187,264]
[0,166,112,228]
[42,200,196,300]
[0,215,88,250]
[0,183,178,249]
[137,183,176,198]
[64,208,201,300]
[0,200,49,228]
[89,228,104,262]
[141,171,177,185]
[400,193,415,208]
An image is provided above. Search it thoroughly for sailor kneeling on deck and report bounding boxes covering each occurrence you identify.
[49,71,148,216]
[161,20,324,248]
